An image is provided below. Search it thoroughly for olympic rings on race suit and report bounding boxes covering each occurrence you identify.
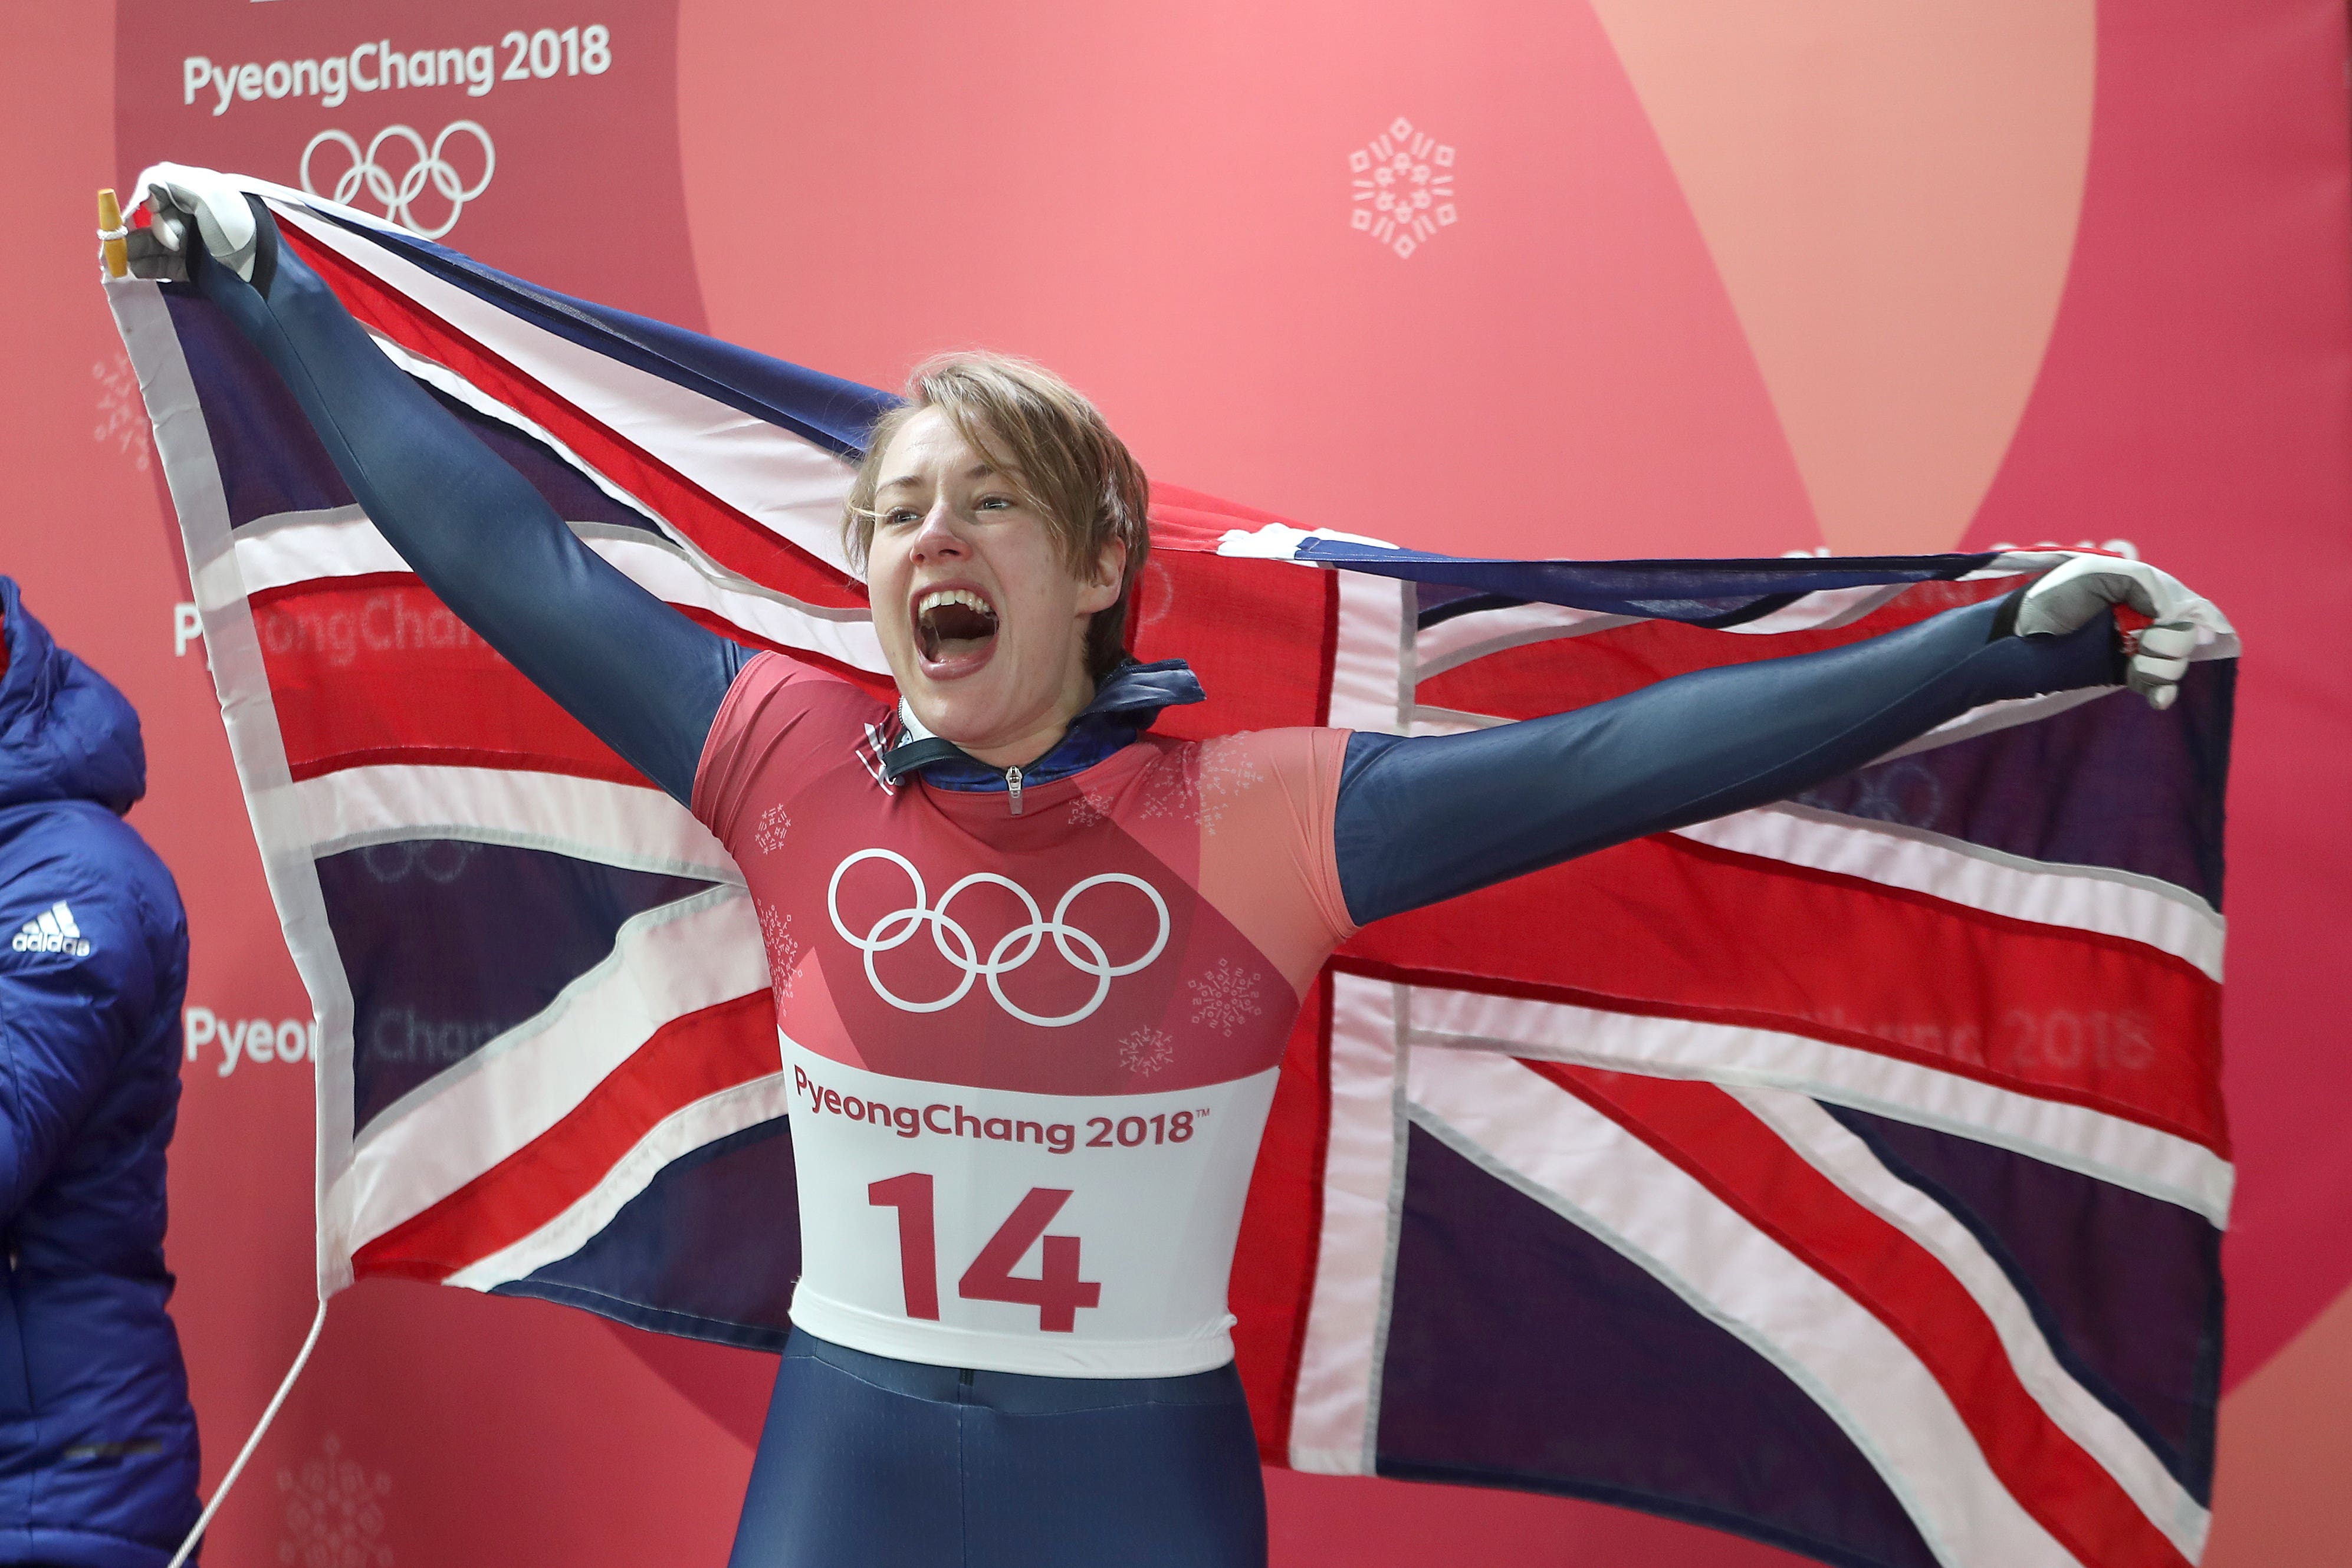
[828,848,1170,1027]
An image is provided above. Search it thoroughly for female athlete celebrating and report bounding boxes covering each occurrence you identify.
[132,167,2206,1568]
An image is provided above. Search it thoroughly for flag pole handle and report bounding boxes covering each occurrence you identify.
[97,188,130,278]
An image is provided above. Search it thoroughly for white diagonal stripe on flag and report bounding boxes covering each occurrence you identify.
[443,1070,798,1291]
[331,885,770,1255]
[1727,1084,2209,1562]
[1395,980,2232,1224]
[294,764,739,883]
[223,505,393,595]
[578,529,883,671]
[1407,1048,2083,1568]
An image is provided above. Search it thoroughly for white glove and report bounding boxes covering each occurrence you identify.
[2013,554,2212,710]
[123,163,259,282]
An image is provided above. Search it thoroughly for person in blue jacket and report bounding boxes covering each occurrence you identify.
[0,577,199,1568]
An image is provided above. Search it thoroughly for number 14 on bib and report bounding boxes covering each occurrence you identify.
[869,1173,1105,1332]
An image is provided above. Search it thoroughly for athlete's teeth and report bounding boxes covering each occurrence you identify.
[918,589,994,618]
[914,589,997,664]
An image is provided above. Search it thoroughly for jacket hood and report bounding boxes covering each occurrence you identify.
[0,577,146,813]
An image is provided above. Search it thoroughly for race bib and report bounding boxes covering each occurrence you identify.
[781,1036,1280,1378]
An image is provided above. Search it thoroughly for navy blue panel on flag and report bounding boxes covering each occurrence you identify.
[1298,539,2000,624]
[316,840,718,1132]
[1795,660,2235,908]
[1827,1106,2223,1500]
[1376,1126,1940,1568]
[498,1117,801,1349]
[168,292,354,526]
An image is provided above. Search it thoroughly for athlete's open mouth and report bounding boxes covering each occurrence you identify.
[914,586,1000,669]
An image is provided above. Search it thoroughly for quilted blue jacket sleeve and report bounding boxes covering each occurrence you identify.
[0,820,160,1222]
[0,577,201,1560]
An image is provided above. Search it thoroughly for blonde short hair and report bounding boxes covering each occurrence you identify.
[845,353,1151,680]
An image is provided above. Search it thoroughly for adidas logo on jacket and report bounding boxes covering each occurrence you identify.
[11,899,91,956]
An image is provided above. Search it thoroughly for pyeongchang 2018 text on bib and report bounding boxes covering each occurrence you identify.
[780,1038,1280,1377]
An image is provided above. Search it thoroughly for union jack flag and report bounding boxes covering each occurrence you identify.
[107,182,2235,1568]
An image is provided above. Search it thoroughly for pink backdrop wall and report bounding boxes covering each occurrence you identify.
[2,1,2347,1561]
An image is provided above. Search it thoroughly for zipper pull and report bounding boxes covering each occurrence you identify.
[1006,765,1024,816]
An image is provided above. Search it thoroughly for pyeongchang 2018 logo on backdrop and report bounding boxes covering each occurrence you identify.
[185,1006,317,1079]
[169,24,613,238]
[119,0,704,323]
[300,121,493,239]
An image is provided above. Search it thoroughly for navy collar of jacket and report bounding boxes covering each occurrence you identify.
[879,658,1207,790]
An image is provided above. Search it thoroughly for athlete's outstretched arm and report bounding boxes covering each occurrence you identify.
[145,175,744,804]
[1332,592,2127,926]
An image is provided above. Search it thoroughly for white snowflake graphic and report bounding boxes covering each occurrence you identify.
[1140,742,1266,835]
[277,1433,392,1568]
[1187,958,1264,1038]
[1118,1027,1175,1077]
[1348,117,1457,259]
[1066,788,1112,828]
[93,352,152,472]
[1193,743,1266,834]
[754,803,793,855]
[1138,754,1194,826]
[759,903,801,1002]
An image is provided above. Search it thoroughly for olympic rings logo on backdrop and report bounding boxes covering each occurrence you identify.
[827,849,1170,1028]
[300,122,495,240]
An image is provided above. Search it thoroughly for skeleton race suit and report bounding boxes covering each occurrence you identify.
[188,200,2128,1567]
